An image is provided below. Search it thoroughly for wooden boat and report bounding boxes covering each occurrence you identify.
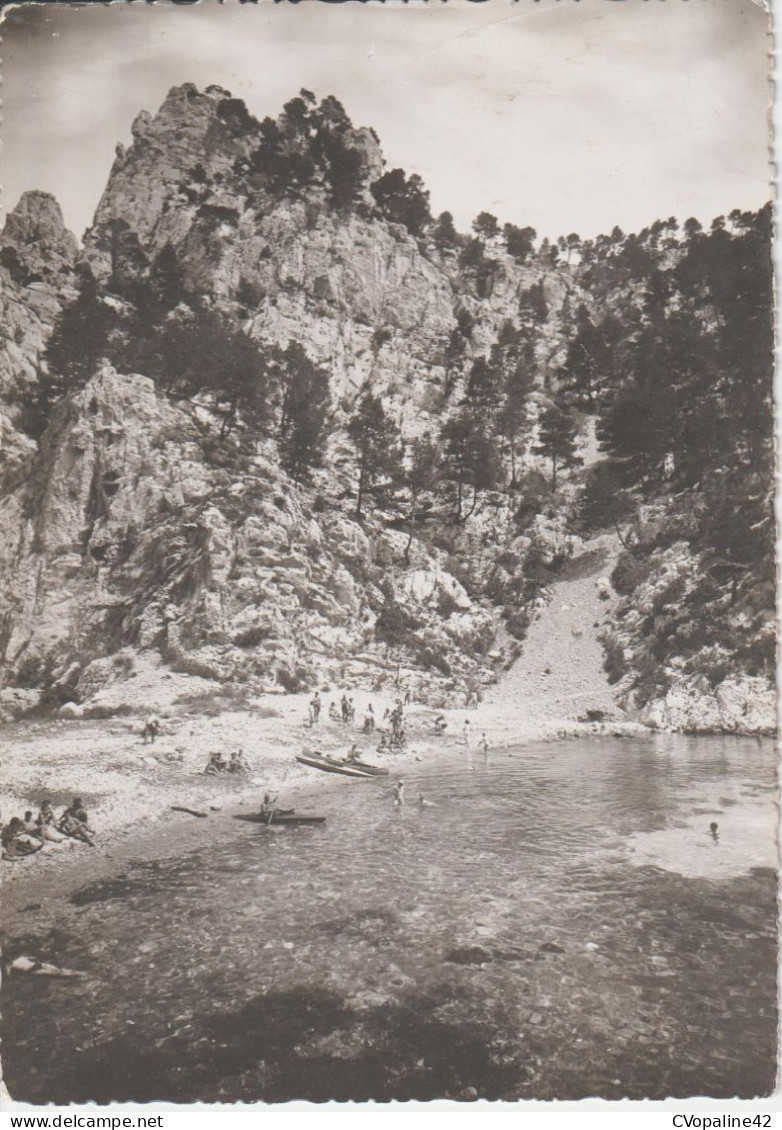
[296,751,375,778]
[345,758,389,777]
[234,812,326,826]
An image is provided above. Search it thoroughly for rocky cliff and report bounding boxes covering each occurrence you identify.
[0,365,501,708]
[0,84,773,733]
[83,83,574,416]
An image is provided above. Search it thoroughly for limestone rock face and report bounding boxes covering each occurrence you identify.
[82,84,570,421]
[640,675,776,735]
[0,193,78,430]
[0,367,498,700]
[2,191,78,280]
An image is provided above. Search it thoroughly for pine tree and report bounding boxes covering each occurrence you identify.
[533,398,583,489]
[149,243,185,312]
[496,354,534,489]
[560,304,609,406]
[465,356,502,415]
[402,432,441,562]
[346,393,402,520]
[440,408,500,521]
[276,342,331,481]
[432,211,459,249]
[504,223,536,262]
[26,263,117,435]
[472,212,499,239]
[370,170,431,236]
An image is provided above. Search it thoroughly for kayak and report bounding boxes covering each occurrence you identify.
[233,809,294,821]
[345,758,389,777]
[296,751,376,778]
[233,812,326,826]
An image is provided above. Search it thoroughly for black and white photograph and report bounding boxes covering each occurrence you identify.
[0,0,776,1107]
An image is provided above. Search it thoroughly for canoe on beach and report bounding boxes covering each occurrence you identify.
[344,759,389,777]
[233,812,326,826]
[296,751,379,778]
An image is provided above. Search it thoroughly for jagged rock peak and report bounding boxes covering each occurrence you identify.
[89,83,385,251]
[2,190,78,268]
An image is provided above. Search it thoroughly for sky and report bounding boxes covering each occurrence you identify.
[1,0,773,244]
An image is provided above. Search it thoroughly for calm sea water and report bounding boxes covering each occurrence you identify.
[3,734,777,1103]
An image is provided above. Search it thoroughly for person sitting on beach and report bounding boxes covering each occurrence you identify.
[377,734,390,754]
[329,702,341,722]
[433,715,447,734]
[59,798,95,847]
[346,743,362,763]
[21,811,43,840]
[36,801,65,843]
[419,792,436,808]
[2,817,44,859]
[204,751,227,775]
[228,750,248,775]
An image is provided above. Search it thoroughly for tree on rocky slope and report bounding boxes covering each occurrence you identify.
[473,212,499,239]
[346,392,403,520]
[401,433,442,563]
[140,307,275,437]
[370,169,432,236]
[496,354,535,489]
[532,397,582,490]
[28,263,117,435]
[559,304,610,407]
[276,342,331,481]
[504,223,536,263]
[432,211,459,249]
[440,408,500,522]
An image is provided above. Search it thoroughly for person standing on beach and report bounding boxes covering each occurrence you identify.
[341,694,350,723]
[462,719,471,747]
[392,780,405,807]
[311,692,321,722]
[143,713,160,744]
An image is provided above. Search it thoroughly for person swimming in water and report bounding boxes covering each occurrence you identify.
[392,780,405,808]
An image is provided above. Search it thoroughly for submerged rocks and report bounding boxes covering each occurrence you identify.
[444,945,493,966]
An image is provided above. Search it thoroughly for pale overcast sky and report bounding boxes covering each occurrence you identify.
[1,0,772,243]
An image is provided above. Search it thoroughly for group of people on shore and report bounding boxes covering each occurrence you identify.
[307,691,410,753]
[2,797,95,861]
[203,750,249,776]
[311,693,356,726]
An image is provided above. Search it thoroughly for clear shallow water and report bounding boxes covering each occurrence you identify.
[3,734,777,1103]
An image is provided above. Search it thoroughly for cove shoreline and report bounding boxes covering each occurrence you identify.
[1,685,649,922]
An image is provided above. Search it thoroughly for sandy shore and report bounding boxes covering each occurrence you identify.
[0,676,647,914]
[2,533,651,907]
